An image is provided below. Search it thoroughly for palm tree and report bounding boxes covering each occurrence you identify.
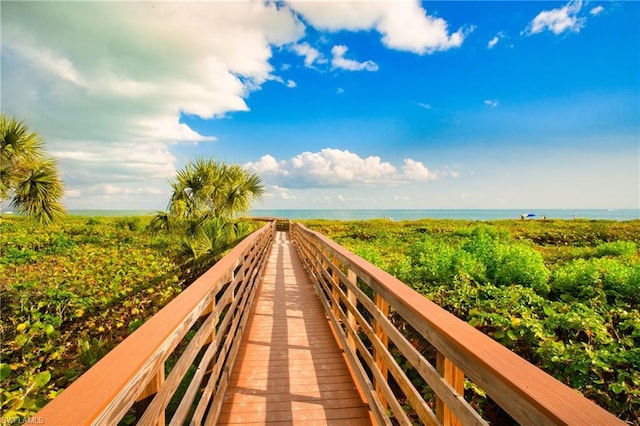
[0,115,65,225]
[150,157,264,268]
[167,158,264,221]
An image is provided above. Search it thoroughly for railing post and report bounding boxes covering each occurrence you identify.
[346,269,357,352]
[134,363,165,425]
[374,293,389,409]
[436,352,464,426]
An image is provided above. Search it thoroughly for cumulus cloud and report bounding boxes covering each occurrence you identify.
[590,6,604,16]
[2,1,305,208]
[268,185,296,200]
[402,159,437,181]
[331,45,379,71]
[416,102,432,110]
[525,0,586,35]
[484,99,499,108]
[244,149,443,188]
[291,42,324,67]
[2,1,465,209]
[286,1,469,54]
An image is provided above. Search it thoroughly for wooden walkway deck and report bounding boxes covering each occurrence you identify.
[219,231,372,425]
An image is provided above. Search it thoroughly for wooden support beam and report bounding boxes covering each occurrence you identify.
[436,352,464,426]
[346,268,357,352]
[374,293,389,410]
[134,363,165,425]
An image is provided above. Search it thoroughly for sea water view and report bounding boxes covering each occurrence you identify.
[253,209,640,221]
[65,208,640,221]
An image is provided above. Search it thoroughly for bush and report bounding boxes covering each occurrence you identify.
[494,244,550,294]
[595,241,637,258]
[407,237,455,286]
[551,258,639,305]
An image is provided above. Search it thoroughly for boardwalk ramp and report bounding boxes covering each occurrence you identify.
[220,231,371,424]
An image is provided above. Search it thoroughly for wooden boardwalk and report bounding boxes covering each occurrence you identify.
[219,231,372,425]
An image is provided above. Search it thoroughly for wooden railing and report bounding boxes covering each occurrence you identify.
[35,220,625,425]
[291,223,625,426]
[35,222,274,425]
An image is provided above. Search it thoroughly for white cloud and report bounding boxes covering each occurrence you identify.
[286,1,468,54]
[402,159,437,181]
[484,99,499,108]
[590,6,604,16]
[245,148,445,188]
[268,185,296,200]
[286,79,297,88]
[244,155,288,176]
[290,149,395,186]
[291,42,324,67]
[337,87,345,94]
[2,1,305,209]
[101,185,163,195]
[331,45,378,72]
[487,32,509,49]
[525,0,586,35]
[417,102,432,110]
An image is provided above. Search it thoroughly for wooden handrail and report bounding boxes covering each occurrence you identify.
[291,223,625,425]
[35,222,274,425]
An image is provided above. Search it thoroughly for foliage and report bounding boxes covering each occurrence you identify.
[1,214,264,420]
[149,157,264,268]
[165,157,264,221]
[0,216,186,419]
[303,218,640,423]
[0,114,65,225]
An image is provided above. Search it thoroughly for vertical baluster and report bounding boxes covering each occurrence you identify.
[134,363,165,425]
[331,255,340,318]
[436,352,464,426]
[374,293,389,409]
[346,269,357,352]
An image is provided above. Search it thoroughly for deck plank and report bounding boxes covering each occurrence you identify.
[220,232,372,425]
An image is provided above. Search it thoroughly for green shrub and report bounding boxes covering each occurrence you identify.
[407,237,455,286]
[551,258,639,305]
[595,241,637,258]
[494,244,550,294]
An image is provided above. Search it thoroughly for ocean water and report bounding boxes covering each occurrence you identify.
[64,208,639,221]
[250,209,640,221]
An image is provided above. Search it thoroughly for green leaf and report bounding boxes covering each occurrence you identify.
[15,333,28,348]
[32,371,51,389]
[610,383,625,394]
[0,363,11,381]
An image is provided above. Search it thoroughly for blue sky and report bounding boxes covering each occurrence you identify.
[2,1,638,211]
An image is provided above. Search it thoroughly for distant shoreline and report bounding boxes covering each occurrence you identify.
[47,208,640,221]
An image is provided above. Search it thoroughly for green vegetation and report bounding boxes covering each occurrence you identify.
[0,215,259,419]
[1,115,65,225]
[1,155,264,420]
[303,218,640,423]
[3,215,638,422]
[149,158,264,275]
